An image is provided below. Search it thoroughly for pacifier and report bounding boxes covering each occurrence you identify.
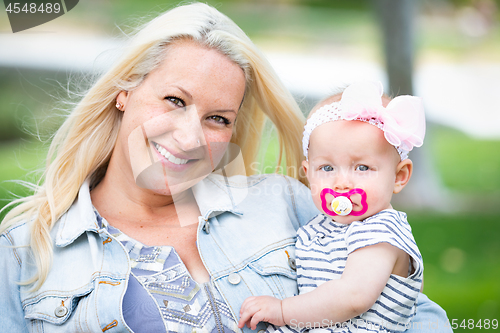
[331,196,352,216]
[320,188,368,217]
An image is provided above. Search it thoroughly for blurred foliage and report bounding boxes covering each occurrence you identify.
[53,0,500,64]
[0,69,34,141]
[0,68,67,142]
[294,0,370,11]
[410,211,500,327]
[100,0,380,47]
[0,140,45,212]
[429,125,500,193]
[446,0,500,7]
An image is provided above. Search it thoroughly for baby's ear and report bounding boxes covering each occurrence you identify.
[394,159,413,194]
[302,160,309,175]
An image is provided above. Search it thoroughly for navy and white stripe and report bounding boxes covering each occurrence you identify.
[294,210,423,333]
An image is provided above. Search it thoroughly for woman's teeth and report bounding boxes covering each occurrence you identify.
[153,143,189,165]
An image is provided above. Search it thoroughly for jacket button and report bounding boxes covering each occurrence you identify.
[228,272,241,285]
[288,257,296,270]
[54,305,68,317]
[203,221,210,234]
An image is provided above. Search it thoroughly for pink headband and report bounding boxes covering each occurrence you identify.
[302,81,426,161]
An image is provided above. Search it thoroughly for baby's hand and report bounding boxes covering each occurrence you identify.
[238,296,285,330]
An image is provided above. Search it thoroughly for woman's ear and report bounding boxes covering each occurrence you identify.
[394,159,413,194]
[116,91,129,111]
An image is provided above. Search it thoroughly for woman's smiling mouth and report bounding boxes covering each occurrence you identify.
[152,142,190,165]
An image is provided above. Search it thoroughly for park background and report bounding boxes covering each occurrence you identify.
[0,0,499,331]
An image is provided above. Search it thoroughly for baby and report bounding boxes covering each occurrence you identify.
[238,81,426,332]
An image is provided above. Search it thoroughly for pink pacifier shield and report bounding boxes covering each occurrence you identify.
[320,188,368,217]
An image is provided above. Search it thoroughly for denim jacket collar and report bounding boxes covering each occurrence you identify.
[55,180,99,247]
[191,173,244,221]
[55,174,243,247]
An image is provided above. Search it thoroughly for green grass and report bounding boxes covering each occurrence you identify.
[410,211,500,328]
[0,140,46,213]
[429,126,500,193]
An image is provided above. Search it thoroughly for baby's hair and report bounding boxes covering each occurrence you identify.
[308,85,347,118]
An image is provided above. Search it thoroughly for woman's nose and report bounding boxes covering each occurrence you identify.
[172,106,204,151]
[173,127,203,151]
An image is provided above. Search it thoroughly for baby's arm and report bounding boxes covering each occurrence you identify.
[238,242,405,329]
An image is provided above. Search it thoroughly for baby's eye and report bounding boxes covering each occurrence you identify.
[165,96,185,108]
[355,165,369,171]
[320,165,334,172]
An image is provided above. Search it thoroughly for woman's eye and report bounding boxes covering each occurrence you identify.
[356,165,369,171]
[320,165,334,172]
[165,96,185,107]
[208,115,231,125]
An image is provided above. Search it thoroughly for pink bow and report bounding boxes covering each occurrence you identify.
[341,81,425,152]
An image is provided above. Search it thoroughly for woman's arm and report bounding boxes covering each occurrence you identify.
[0,233,29,332]
[238,242,403,329]
[284,176,318,229]
[406,293,453,333]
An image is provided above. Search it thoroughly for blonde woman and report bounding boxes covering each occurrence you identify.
[0,3,449,333]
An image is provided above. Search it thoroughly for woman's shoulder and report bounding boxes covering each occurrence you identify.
[206,173,312,206]
[0,213,68,256]
[207,172,303,187]
[200,173,317,228]
[0,218,35,278]
[0,218,32,246]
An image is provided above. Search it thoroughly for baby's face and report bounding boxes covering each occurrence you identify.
[303,120,401,224]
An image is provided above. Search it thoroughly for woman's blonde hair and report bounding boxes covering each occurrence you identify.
[0,2,306,290]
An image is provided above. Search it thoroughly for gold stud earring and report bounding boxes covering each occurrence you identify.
[116,101,124,111]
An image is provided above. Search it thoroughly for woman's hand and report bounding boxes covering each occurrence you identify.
[238,296,285,330]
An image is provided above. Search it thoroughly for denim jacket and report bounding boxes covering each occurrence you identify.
[0,174,451,333]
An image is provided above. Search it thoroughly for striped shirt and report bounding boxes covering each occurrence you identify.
[294,209,423,332]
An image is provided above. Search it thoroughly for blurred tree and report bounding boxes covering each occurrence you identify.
[373,0,451,210]
[374,0,415,96]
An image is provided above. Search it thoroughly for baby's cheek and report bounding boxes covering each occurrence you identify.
[308,182,322,198]
[311,195,326,215]
[309,183,330,213]
[350,193,362,203]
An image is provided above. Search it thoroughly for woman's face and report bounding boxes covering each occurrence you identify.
[116,40,246,195]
